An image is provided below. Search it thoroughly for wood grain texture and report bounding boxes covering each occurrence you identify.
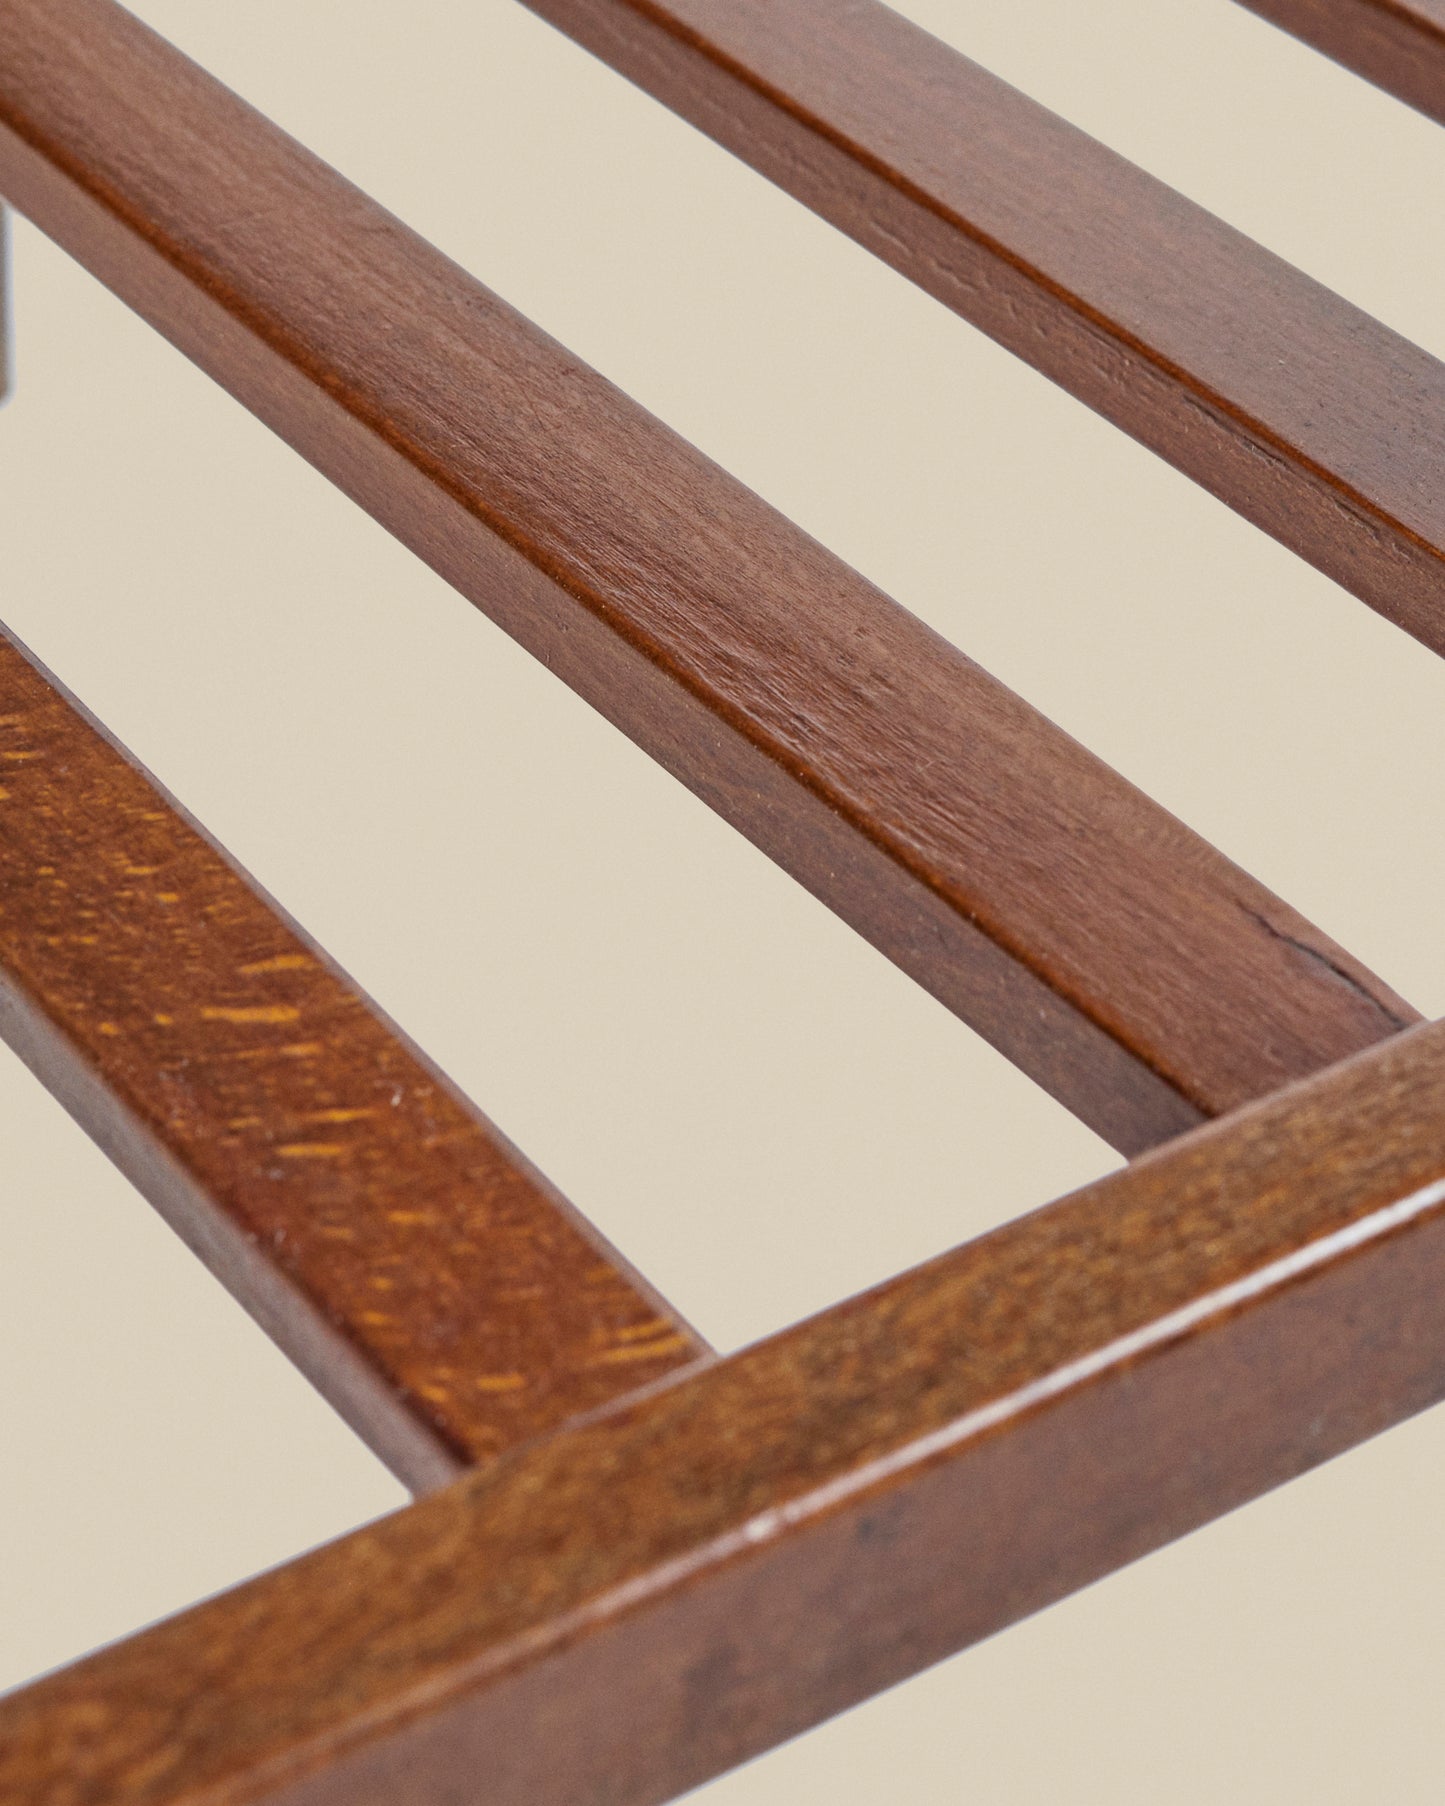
[0,0,1418,1155]
[10,1016,1445,1805]
[521,0,1445,656]
[1239,0,1445,124]
[0,627,705,1493]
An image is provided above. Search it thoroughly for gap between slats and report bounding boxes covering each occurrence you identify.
[0,626,706,1493]
[1239,0,1445,124]
[520,0,1445,656]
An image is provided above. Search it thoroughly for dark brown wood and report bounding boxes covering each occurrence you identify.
[0,0,1419,1155]
[1238,0,1445,124]
[0,627,706,1494]
[9,1015,1445,1805]
[520,0,1445,658]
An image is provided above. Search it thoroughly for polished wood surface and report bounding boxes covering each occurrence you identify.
[8,1016,1445,1805]
[0,0,1418,1155]
[1240,0,1445,122]
[523,0,1445,655]
[0,3,1438,1800]
[0,626,705,1492]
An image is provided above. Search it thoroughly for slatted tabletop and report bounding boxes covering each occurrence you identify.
[1,0,1442,1800]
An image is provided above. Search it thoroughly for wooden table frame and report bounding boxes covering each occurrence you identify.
[0,1,1440,1799]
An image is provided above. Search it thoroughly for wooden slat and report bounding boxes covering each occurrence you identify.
[9,1015,1445,1805]
[521,0,1445,657]
[0,627,706,1493]
[0,0,1418,1155]
[1239,0,1445,124]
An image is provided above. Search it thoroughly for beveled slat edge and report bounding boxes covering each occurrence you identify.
[1240,0,1445,126]
[0,0,1421,1157]
[7,1015,1445,1804]
[0,625,707,1491]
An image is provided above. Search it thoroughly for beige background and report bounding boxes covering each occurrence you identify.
[4,0,1445,1797]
